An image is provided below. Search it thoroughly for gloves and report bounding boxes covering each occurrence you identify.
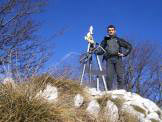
[118,52,125,57]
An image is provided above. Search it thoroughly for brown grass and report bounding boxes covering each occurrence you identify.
[0,73,118,122]
[0,83,60,122]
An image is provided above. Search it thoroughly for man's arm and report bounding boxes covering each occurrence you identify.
[118,38,132,56]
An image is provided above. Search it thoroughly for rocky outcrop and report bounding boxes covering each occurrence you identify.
[84,88,162,122]
[36,84,162,122]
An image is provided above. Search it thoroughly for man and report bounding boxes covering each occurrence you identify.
[96,25,132,90]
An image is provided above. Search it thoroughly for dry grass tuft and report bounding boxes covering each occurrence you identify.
[0,83,61,122]
[31,74,85,95]
[97,95,111,108]
[31,74,90,107]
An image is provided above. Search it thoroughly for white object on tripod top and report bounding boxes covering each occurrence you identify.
[84,25,95,44]
[89,25,93,34]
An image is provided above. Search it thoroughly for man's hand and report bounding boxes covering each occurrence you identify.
[118,52,124,57]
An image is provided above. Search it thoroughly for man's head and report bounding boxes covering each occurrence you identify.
[107,25,116,36]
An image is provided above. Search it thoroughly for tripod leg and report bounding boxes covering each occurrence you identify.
[96,75,100,91]
[80,63,86,85]
[96,55,108,91]
[80,43,91,85]
[89,57,92,83]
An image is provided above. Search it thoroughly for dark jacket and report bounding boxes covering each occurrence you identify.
[97,35,132,60]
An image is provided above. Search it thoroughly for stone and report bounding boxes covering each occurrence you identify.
[74,94,84,108]
[86,99,100,117]
[124,100,148,116]
[143,99,161,113]
[146,112,160,122]
[3,77,15,88]
[3,77,15,84]
[120,104,145,122]
[36,84,58,101]
[104,100,119,122]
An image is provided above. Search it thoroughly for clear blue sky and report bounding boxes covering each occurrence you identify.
[38,0,162,70]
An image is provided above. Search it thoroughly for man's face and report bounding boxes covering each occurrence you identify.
[108,27,116,36]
